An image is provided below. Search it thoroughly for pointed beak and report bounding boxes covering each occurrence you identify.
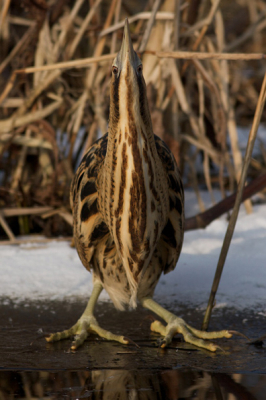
[114,19,140,71]
[119,19,135,66]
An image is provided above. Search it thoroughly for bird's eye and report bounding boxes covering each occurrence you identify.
[112,66,118,74]
[137,65,143,73]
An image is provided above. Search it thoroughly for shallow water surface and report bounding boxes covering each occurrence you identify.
[1,369,266,399]
[0,300,265,398]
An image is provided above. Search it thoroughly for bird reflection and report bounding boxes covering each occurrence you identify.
[82,370,166,399]
[0,369,262,400]
[80,369,258,400]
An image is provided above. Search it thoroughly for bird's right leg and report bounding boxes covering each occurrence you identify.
[46,282,129,350]
[141,297,232,352]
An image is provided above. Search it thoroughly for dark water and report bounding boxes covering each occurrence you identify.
[0,300,265,399]
[1,369,266,399]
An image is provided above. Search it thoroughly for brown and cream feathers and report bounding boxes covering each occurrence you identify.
[70,21,184,310]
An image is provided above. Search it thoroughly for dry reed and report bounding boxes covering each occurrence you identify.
[0,0,266,242]
[202,69,266,330]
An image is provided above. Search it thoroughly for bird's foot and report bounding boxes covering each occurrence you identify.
[46,315,129,350]
[151,317,232,352]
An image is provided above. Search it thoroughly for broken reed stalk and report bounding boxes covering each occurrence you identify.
[14,53,116,74]
[13,51,265,77]
[0,213,16,241]
[202,71,266,331]
[99,11,174,37]
[156,50,266,60]
[138,0,161,53]
[0,53,115,106]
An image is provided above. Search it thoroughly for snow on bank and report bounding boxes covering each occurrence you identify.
[156,203,266,310]
[0,200,266,311]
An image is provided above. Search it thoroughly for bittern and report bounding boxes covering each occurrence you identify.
[47,19,232,351]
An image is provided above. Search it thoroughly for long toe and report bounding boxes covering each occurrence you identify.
[187,324,233,340]
[182,331,218,352]
[46,326,77,343]
[90,324,129,345]
[142,298,232,352]
[47,316,129,350]
[150,317,232,352]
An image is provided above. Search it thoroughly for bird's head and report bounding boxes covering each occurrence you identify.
[109,19,152,131]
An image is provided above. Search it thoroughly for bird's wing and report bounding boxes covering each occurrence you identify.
[70,133,109,271]
[154,135,184,274]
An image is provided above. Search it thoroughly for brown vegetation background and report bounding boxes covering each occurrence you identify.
[0,0,266,241]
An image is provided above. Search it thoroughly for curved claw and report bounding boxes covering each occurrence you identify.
[124,337,140,348]
[228,330,249,340]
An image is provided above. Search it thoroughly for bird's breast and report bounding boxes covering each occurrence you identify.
[99,122,169,284]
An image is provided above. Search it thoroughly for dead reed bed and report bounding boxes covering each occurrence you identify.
[1,0,266,242]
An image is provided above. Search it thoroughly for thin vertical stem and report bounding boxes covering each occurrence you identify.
[202,71,266,330]
[110,0,122,53]
[138,0,161,53]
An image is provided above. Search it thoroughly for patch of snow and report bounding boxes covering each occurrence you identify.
[0,240,107,303]
[0,199,266,313]
[155,203,266,311]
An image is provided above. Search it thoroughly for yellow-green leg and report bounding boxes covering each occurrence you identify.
[141,298,232,352]
[46,282,129,350]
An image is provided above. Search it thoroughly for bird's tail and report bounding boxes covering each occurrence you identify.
[129,289,138,309]
[125,269,138,309]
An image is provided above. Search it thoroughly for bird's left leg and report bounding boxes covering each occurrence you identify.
[141,298,232,352]
[46,282,129,350]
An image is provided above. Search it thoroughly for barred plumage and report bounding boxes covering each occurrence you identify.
[47,19,232,352]
[71,133,184,309]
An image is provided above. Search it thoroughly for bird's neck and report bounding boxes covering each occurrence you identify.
[99,95,169,242]
[103,72,161,224]
[102,103,158,227]
[97,73,169,305]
